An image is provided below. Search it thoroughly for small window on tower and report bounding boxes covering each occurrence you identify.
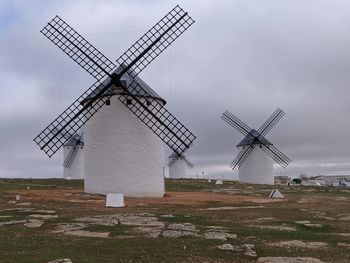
[126,99,132,105]
[106,99,111,106]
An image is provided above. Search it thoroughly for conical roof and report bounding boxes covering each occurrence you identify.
[84,64,166,104]
[236,129,273,147]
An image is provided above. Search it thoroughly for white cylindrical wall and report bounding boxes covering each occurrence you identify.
[238,146,274,185]
[63,146,84,179]
[84,96,165,197]
[169,159,187,179]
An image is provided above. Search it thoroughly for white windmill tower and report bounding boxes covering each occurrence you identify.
[168,152,194,178]
[63,132,84,180]
[221,108,291,185]
[34,6,196,197]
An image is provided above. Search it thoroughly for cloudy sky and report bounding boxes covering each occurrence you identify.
[1,0,350,179]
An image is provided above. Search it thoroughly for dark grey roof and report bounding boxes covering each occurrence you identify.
[236,129,273,147]
[63,133,84,147]
[84,64,166,104]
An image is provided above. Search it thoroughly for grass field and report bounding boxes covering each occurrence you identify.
[0,178,349,263]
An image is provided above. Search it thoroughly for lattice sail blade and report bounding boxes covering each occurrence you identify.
[230,146,254,171]
[118,81,196,155]
[34,80,112,157]
[168,157,177,167]
[182,155,194,168]
[221,110,252,136]
[63,146,79,168]
[258,108,285,136]
[41,16,116,81]
[116,5,194,78]
[260,144,291,168]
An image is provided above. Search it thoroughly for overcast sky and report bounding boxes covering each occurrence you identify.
[1,0,350,179]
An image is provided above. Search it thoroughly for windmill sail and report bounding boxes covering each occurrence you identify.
[34,5,196,157]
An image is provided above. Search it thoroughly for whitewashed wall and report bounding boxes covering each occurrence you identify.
[84,96,165,197]
[238,146,274,185]
[63,146,84,179]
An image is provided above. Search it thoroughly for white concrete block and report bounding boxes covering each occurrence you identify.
[269,189,284,198]
[106,193,125,207]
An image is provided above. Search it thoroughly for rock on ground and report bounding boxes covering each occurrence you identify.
[256,257,325,263]
[63,230,109,238]
[216,244,256,257]
[0,220,27,227]
[269,240,328,249]
[203,230,237,241]
[25,219,44,228]
[47,259,73,263]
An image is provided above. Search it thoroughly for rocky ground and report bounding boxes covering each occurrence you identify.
[0,178,349,263]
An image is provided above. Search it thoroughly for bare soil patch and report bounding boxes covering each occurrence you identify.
[8,189,274,207]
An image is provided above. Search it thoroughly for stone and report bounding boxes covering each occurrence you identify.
[0,220,27,227]
[162,230,199,238]
[35,210,57,214]
[160,214,175,218]
[29,214,58,219]
[25,219,44,228]
[337,243,350,248]
[269,240,328,249]
[339,215,350,221]
[248,225,296,231]
[295,220,311,224]
[167,223,198,232]
[257,257,325,263]
[119,215,164,227]
[64,230,109,238]
[0,215,12,218]
[53,223,86,233]
[216,243,235,251]
[162,223,199,238]
[15,202,32,206]
[132,226,163,238]
[216,243,256,256]
[106,193,125,207]
[206,206,264,210]
[304,223,323,228]
[204,230,237,241]
[47,258,73,263]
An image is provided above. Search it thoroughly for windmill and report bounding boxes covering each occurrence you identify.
[34,6,196,197]
[167,152,194,178]
[221,108,290,185]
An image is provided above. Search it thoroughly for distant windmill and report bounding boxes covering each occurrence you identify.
[34,6,196,197]
[168,152,194,178]
[221,108,290,184]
